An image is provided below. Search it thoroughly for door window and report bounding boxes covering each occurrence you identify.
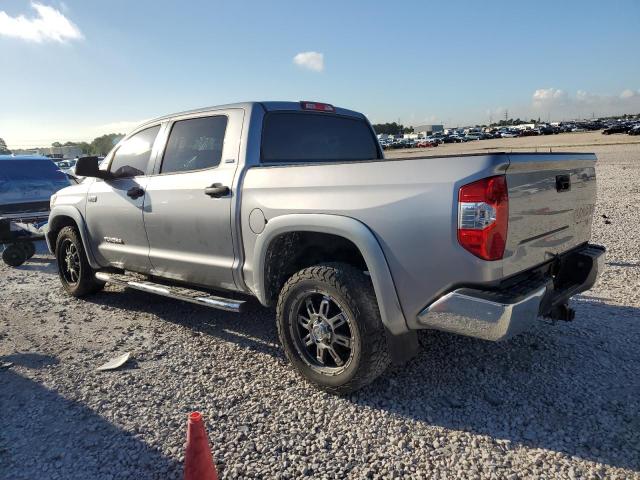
[160,116,228,174]
[109,126,160,178]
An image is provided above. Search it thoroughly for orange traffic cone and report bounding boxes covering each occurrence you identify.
[184,412,219,480]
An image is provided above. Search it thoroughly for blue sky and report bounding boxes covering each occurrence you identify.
[1,0,639,147]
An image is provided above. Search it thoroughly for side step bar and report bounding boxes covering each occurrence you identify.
[95,272,246,313]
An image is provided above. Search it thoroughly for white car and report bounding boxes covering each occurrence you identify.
[500,131,518,138]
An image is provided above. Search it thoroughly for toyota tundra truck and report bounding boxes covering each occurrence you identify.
[46,101,605,394]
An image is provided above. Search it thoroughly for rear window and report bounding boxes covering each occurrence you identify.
[261,112,380,163]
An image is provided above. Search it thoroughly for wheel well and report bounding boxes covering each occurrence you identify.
[47,216,78,254]
[263,231,368,305]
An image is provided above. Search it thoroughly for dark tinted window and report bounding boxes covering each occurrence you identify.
[109,126,160,177]
[261,113,380,163]
[161,116,227,174]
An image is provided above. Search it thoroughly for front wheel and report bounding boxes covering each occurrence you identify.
[276,263,390,394]
[55,226,104,297]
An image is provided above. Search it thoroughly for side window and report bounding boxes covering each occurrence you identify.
[109,126,160,178]
[160,116,227,174]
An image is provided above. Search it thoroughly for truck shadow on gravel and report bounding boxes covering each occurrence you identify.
[85,288,282,359]
[354,299,640,472]
[0,368,179,480]
[84,288,639,472]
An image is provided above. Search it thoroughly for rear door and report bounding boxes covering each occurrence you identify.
[85,125,161,272]
[142,109,243,290]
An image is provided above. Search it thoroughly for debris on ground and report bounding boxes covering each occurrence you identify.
[96,352,131,371]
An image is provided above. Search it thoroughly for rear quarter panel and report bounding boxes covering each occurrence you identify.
[241,155,509,329]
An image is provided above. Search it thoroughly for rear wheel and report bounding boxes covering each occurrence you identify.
[55,226,104,297]
[276,263,390,394]
[2,244,27,267]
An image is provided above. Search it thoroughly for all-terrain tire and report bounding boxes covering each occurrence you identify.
[276,263,390,395]
[2,244,27,267]
[55,226,105,297]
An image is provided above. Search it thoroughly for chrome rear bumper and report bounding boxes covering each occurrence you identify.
[417,244,605,341]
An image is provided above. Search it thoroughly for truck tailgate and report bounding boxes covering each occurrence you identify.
[503,152,597,277]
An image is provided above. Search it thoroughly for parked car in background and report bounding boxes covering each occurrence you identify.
[628,125,640,136]
[602,124,629,134]
[464,132,481,141]
[519,129,539,137]
[500,131,518,138]
[442,135,463,143]
[1,155,71,265]
[415,139,438,148]
[1,156,71,217]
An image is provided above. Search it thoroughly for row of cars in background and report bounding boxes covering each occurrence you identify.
[379,118,640,149]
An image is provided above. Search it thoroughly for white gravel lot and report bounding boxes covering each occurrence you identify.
[1,138,639,479]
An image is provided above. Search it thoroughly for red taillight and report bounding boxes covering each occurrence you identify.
[300,101,335,112]
[457,175,508,260]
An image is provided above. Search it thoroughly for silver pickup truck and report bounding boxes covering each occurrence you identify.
[47,101,605,393]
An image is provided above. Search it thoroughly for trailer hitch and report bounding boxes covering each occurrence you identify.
[547,303,575,322]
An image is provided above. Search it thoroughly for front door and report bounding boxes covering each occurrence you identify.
[142,110,243,290]
[85,125,161,272]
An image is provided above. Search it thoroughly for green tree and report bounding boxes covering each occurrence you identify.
[90,133,124,156]
[77,141,91,154]
[372,122,412,135]
[52,141,62,147]
[0,137,11,155]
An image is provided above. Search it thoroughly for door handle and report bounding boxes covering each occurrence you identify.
[126,186,145,199]
[204,183,230,198]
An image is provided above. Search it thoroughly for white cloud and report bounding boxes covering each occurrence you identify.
[532,88,568,107]
[531,87,640,118]
[620,89,639,99]
[293,51,324,72]
[0,2,83,43]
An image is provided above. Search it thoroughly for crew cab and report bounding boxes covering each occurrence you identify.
[47,101,605,394]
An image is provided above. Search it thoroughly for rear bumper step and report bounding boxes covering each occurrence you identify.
[417,243,605,341]
[95,272,246,313]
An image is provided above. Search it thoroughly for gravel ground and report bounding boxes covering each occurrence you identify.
[1,138,639,479]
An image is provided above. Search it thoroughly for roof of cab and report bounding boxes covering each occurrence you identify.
[136,101,366,131]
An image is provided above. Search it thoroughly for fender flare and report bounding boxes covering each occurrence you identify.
[46,205,101,269]
[252,213,409,335]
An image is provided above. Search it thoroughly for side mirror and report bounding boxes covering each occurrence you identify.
[75,156,110,179]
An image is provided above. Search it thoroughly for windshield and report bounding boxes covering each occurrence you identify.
[261,112,381,163]
[0,159,70,207]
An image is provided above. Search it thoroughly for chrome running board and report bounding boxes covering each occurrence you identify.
[95,272,245,313]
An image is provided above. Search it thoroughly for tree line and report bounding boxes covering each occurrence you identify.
[0,137,10,155]
[371,122,414,135]
[0,133,125,157]
[51,133,125,156]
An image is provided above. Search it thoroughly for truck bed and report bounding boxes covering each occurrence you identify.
[241,151,597,327]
